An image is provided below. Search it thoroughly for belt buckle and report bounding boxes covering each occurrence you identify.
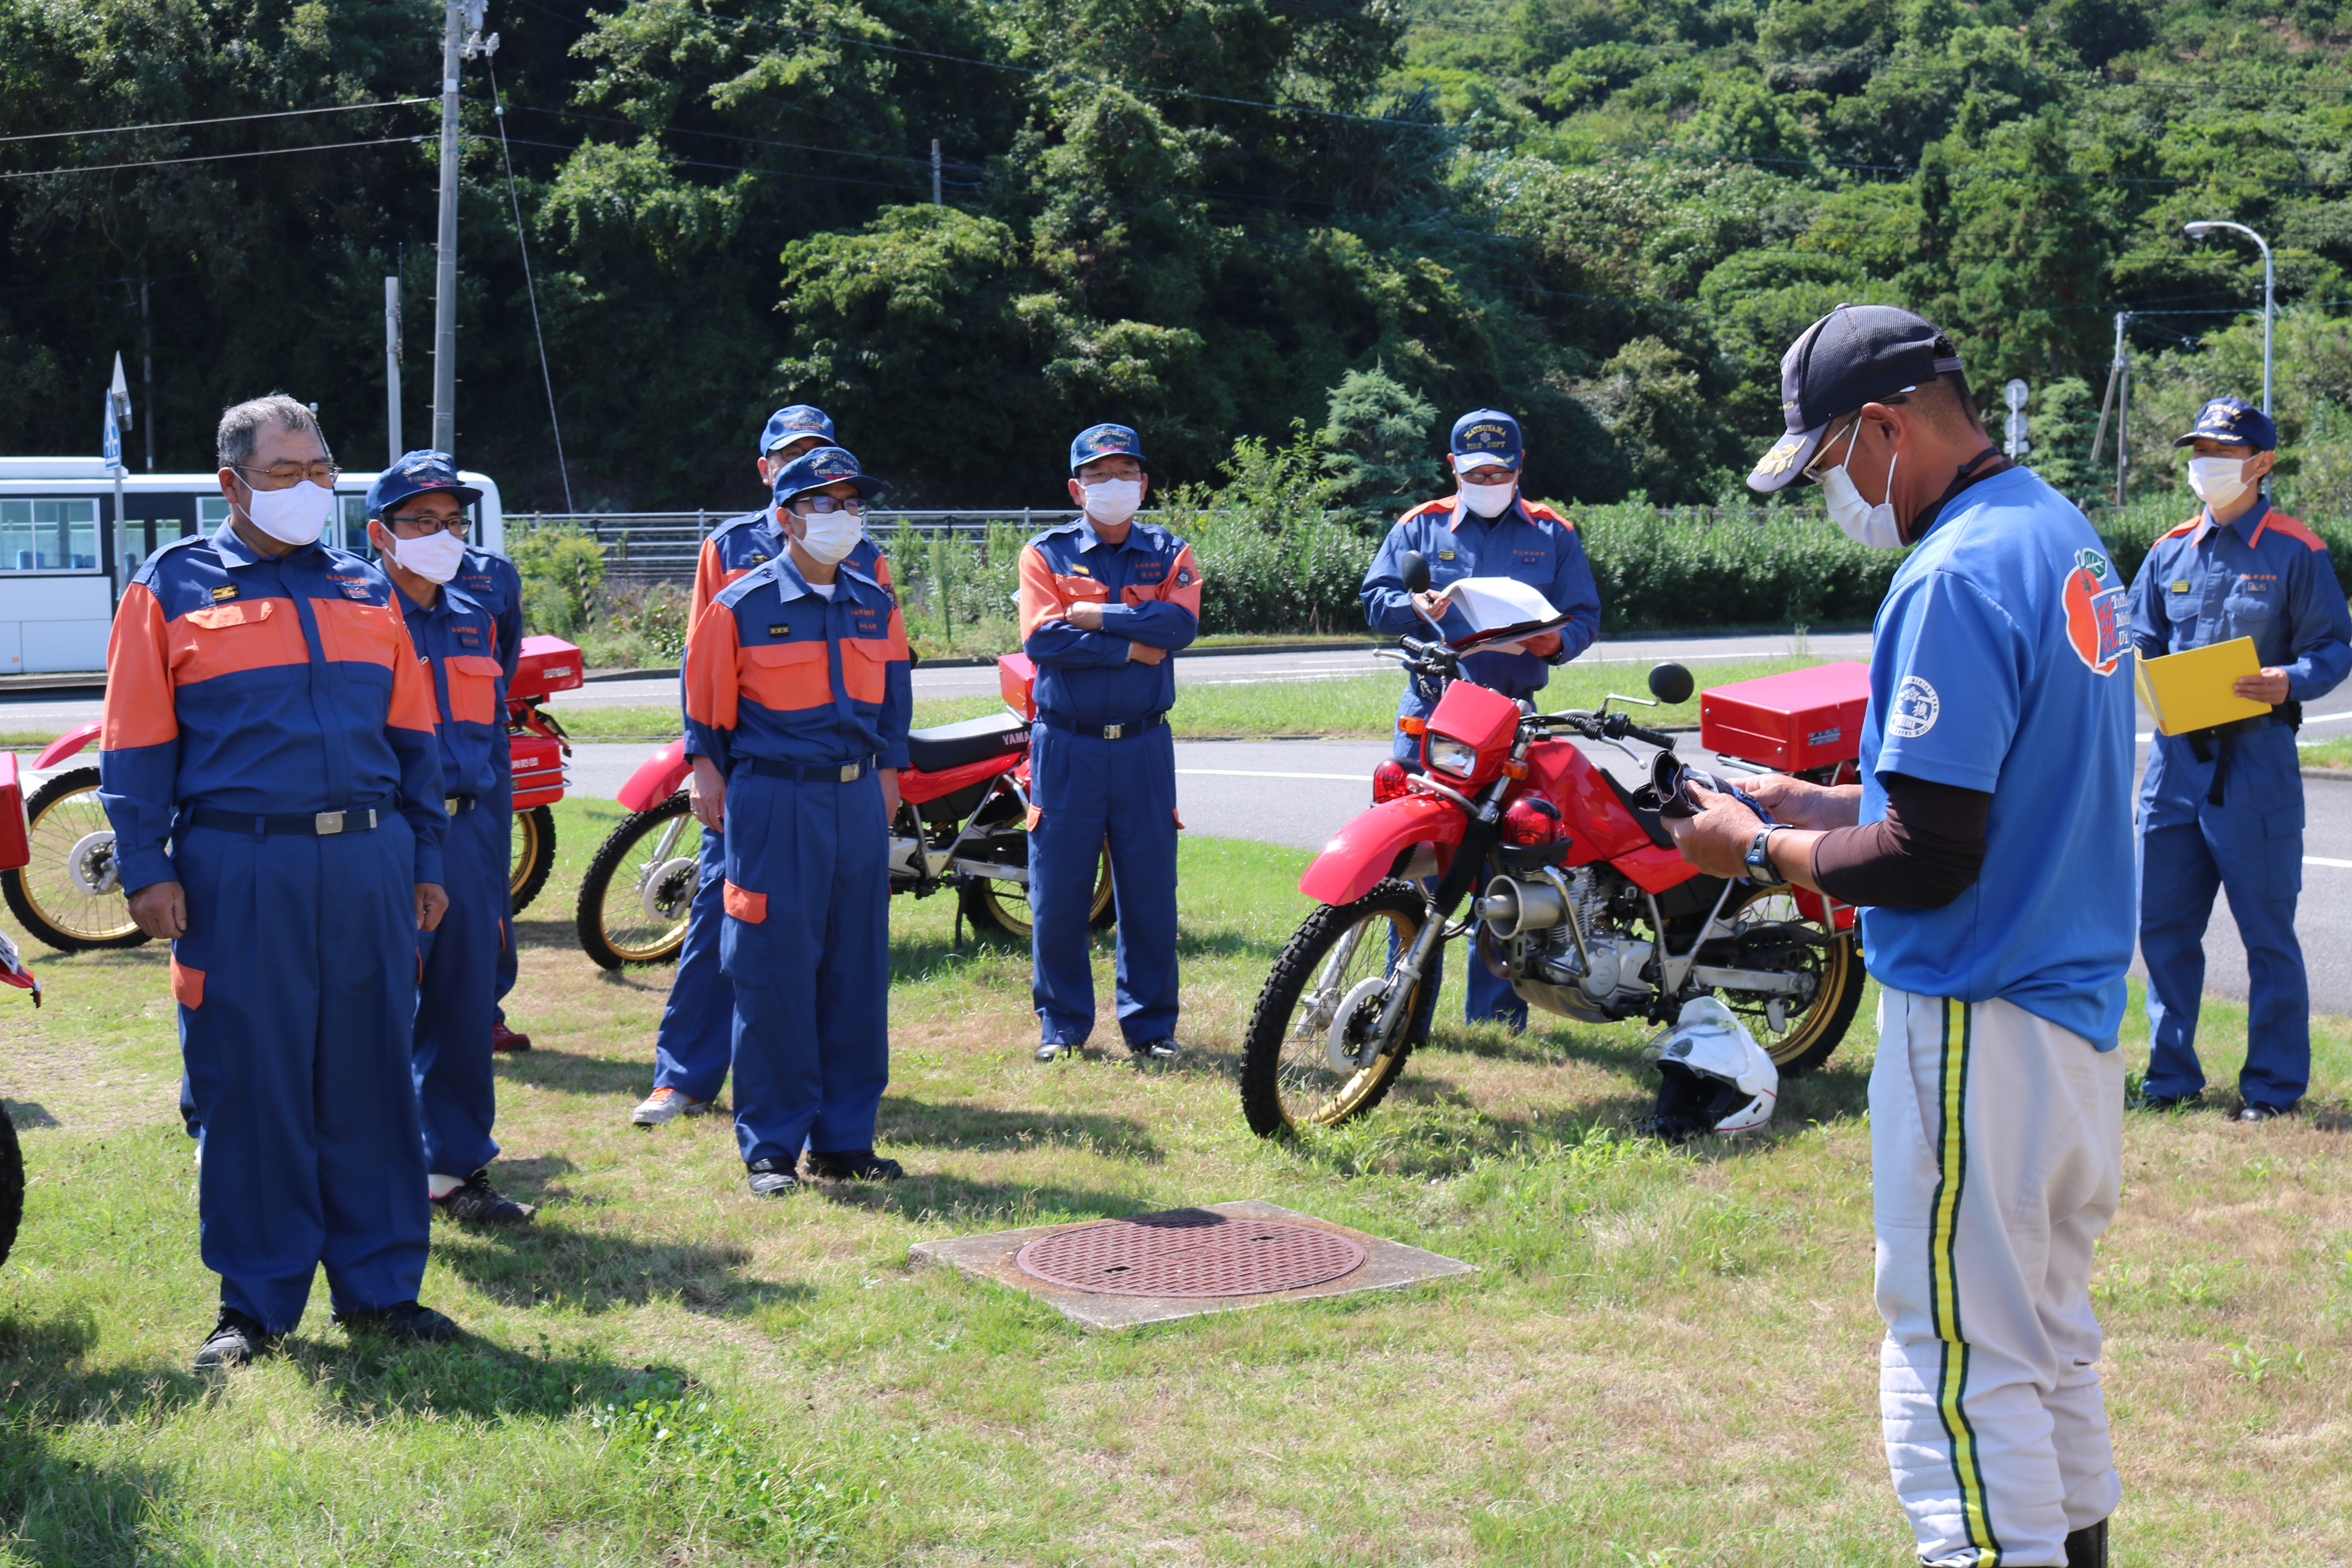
[1103,723,1125,740]
[839,762,859,783]
[316,811,343,835]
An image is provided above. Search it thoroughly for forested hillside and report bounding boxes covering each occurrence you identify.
[5,0,2352,517]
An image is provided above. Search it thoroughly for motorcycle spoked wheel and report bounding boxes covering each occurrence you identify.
[0,1101,20,1270]
[1239,879,1441,1137]
[575,792,704,970]
[509,804,557,914]
[1713,885,1867,1076]
[958,839,1116,944]
[0,767,149,952]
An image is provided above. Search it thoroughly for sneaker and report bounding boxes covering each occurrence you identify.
[491,1021,533,1053]
[632,1086,712,1126]
[1036,1042,1073,1062]
[193,1308,276,1371]
[332,1301,461,1343]
[434,1171,534,1225]
[746,1156,799,1198]
[2134,1091,2200,1112]
[803,1149,904,1181]
[2238,1102,2291,1123]
[1128,1037,1181,1062]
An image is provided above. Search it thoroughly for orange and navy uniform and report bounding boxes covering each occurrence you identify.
[1016,519,1202,726]
[99,525,447,894]
[689,510,892,630]
[682,553,912,777]
[398,583,505,802]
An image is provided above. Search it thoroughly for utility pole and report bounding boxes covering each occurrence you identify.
[931,138,942,206]
[140,279,154,472]
[430,1,476,457]
[2090,312,2132,508]
[385,276,405,463]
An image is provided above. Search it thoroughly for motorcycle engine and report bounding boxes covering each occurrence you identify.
[1480,866,1655,1023]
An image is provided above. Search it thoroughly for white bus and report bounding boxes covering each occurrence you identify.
[0,459,507,674]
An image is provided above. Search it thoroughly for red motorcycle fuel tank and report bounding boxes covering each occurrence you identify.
[1521,737,1700,894]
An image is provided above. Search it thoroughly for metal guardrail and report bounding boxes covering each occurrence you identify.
[508,508,1091,585]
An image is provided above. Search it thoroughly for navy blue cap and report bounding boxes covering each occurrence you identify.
[1748,305,1965,492]
[1069,423,1145,473]
[1450,409,1523,471]
[367,450,482,517]
[771,445,882,506]
[2174,396,2276,452]
[760,405,835,454]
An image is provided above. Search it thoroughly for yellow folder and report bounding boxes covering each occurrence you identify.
[2134,636,2271,736]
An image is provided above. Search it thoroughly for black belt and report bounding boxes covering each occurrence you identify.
[1039,710,1167,741]
[2185,702,2301,805]
[188,801,388,836]
[742,756,873,783]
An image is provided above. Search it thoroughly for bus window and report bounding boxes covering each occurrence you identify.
[0,499,100,571]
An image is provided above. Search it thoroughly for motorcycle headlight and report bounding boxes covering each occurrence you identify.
[1426,733,1479,778]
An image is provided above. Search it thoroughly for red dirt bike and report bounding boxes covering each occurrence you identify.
[574,652,1114,969]
[1238,551,1867,1136]
[0,635,583,953]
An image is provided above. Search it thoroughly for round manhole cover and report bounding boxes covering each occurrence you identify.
[1014,1210,1367,1298]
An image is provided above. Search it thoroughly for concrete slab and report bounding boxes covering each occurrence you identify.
[907,1198,1474,1329]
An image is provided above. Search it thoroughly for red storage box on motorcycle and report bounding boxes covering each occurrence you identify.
[0,752,27,873]
[510,734,568,809]
[510,635,586,704]
[1700,661,1871,772]
[998,652,1038,722]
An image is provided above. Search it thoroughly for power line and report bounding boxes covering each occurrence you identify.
[488,64,574,514]
[0,134,424,181]
[0,97,432,146]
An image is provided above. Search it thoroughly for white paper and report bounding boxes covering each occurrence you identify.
[1439,576,1559,650]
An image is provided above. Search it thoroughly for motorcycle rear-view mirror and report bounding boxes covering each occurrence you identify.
[1399,550,1431,595]
[1648,661,1695,706]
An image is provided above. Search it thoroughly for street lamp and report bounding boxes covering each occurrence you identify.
[2184,219,2274,417]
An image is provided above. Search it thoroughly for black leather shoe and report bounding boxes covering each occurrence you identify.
[2134,1091,2200,1112]
[746,1156,799,1197]
[434,1172,534,1225]
[332,1300,460,1343]
[1128,1037,1181,1062]
[193,1308,277,1371]
[2065,1516,2107,1567]
[804,1149,904,1181]
[2238,1102,2290,1123]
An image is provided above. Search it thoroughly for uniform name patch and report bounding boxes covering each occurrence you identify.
[209,585,238,602]
[2170,580,2191,594]
[768,624,791,637]
[1437,550,1455,561]
[1889,676,1940,739]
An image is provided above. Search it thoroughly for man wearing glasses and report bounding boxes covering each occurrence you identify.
[368,455,534,1227]
[632,404,892,1128]
[681,446,910,1194]
[100,394,459,1368]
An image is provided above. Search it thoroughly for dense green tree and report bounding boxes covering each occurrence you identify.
[1322,363,1443,517]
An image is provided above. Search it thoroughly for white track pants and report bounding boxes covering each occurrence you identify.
[1873,991,2124,1567]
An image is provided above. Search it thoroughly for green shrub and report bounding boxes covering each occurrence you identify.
[509,524,606,636]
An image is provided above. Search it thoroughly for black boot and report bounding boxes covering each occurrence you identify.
[2065,1517,2107,1568]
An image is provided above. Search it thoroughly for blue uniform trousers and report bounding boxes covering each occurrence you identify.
[174,816,430,1332]
[2139,811,2309,1109]
[1029,721,1180,1046]
[414,801,504,1176]
[651,819,736,1102]
[492,774,517,1022]
[1392,758,1525,1030]
[719,769,890,1163]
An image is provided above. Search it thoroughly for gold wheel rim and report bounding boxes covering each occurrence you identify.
[1722,887,1852,1067]
[18,784,140,943]
[509,808,544,900]
[973,844,1113,940]
[1271,906,1419,1128]
[597,812,701,963]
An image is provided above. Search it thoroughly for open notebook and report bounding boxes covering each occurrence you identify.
[2134,635,2271,736]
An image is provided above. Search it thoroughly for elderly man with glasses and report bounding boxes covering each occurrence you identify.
[100,394,459,1369]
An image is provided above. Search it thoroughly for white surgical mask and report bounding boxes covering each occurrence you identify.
[796,507,862,566]
[1817,419,1905,549]
[239,478,334,547]
[386,527,466,584]
[1080,477,1143,528]
[2186,455,2252,509]
[1458,480,1517,519]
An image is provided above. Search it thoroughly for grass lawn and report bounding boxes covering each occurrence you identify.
[2,798,2347,1564]
[2303,732,2352,771]
[546,655,1844,744]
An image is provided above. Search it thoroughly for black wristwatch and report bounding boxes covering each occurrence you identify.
[1743,824,1788,887]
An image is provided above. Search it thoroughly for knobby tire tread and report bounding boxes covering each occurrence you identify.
[1239,879,1432,1138]
[575,793,693,971]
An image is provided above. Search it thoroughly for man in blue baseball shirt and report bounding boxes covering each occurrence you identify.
[2129,397,2351,1122]
[1666,307,2136,1568]
[1359,408,1601,1029]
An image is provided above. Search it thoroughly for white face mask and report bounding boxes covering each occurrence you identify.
[386,526,466,584]
[2187,455,2252,509]
[239,477,334,546]
[1817,419,1905,550]
[1080,477,1143,528]
[1458,480,1517,519]
[794,506,862,566]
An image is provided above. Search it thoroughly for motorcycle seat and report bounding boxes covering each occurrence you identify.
[1601,769,1677,852]
[906,711,1031,774]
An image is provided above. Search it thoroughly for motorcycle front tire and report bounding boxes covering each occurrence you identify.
[508,803,557,914]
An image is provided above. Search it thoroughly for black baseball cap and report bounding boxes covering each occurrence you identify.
[1746,305,1967,493]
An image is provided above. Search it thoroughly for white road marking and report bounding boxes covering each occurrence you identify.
[2307,856,2352,869]
[1175,769,1367,781]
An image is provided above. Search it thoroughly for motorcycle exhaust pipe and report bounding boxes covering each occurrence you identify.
[1479,873,1568,938]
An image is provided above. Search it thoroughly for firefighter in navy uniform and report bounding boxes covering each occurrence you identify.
[1017,424,1202,1063]
[2129,397,2352,1121]
[1359,408,1601,1030]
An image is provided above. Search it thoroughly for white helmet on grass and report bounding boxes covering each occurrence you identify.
[1639,995,1776,1142]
